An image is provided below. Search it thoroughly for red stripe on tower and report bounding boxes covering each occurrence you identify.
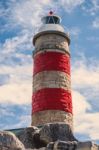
[33,52,70,75]
[32,88,72,113]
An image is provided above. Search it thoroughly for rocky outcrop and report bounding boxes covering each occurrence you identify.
[0,123,99,150]
[0,131,25,150]
[47,141,99,150]
[17,126,46,149]
[46,141,77,150]
[39,123,77,144]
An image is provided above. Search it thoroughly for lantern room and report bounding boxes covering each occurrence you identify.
[41,11,61,24]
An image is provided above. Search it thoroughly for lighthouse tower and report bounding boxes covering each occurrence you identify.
[32,11,72,129]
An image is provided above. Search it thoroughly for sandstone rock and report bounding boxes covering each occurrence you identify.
[17,126,38,149]
[0,125,98,150]
[46,141,77,150]
[53,140,77,150]
[46,142,54,150]
[46,141,99,150]
[40,123,77,144]
[17,126,46,149]
[76,141,99,150]
[26,148,45,150]
[0,131,25,150]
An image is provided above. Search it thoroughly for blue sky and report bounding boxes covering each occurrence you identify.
[0,0,99,144]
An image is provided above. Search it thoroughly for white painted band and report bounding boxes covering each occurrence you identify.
[32,110,73,130]
[33,71,71,93]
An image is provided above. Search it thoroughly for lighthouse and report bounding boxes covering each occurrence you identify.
[0,11,98,150]
[32,11,73,130]
[1,12,98,150]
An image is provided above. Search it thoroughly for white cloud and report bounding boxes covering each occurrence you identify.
[71,55,99,107]
[82,0,99,16]
[59,0,84,12]
[0,83,31,105]
[1,33,31,54]
[0,107,14,117]
[92,18,99,29]
[0,65,32,81]
[0,0,84,68]
[72,90,91,115]
[10,114,31,129]
[0,0,85,33]
[72,90,99,141]
[72,67,99,89]
[69,27,80,38]
[10,0,85,27]
[0,0,53,68]
[90,0,99,15]
[0,30,32,68]
[1,114,31,130]
[0,64,32,105]
[74,112,99,140]
[1,0,53,31]
[71,56,99,89]
[87,36,99,42]
[71,55,99,141]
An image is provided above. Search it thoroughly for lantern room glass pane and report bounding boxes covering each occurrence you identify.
[42,16,60,24]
